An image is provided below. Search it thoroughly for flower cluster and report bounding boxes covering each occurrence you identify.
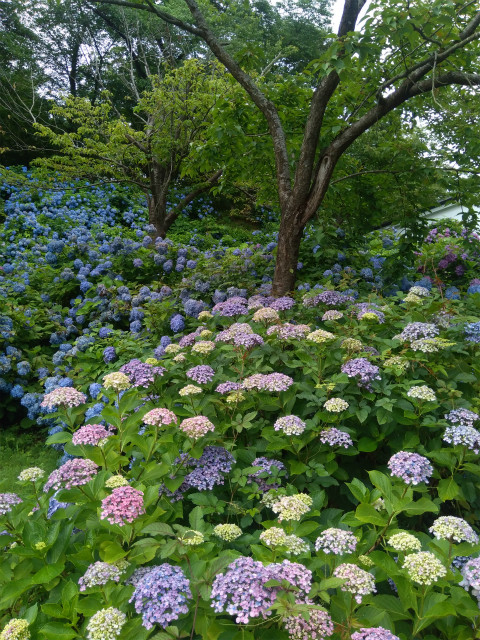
[323,397,349,413]
[341,358,381,390]
[0,619,30,640]
[388,451,433,485]
[272,494,312,521]
[143,408,177,426]
[179,384,202,396]
[247,457,286,492]
[322,310,343,321]
[444,424,480,453]
[315,528,357,555]
[351,628,400,640]
[213,524,242,541]
[402,552,446,585]
[267,323,311,341]
[397,322,439,341]
[130,564,191,629]
[445,408,479,428]
[102,372,131,392]
[86,608,126,640]
[179,530,204,546]
[191,340,215,354]
[72,424,112,446]
[242,372,294,392]
[78,561,122,591]
[284,609,334,640]
[260,527,287,547]
[179,415,215,438]
[333,563,376,603]
[105,475,129,488]
[41,386,86,409]
[186,365,215,383]
[407,385,436,401]
[100,486,145,525]
[460,557,480,596]
[429,516,479,544]
[319,427,353,448]
[43,458,99,492]
[211,557,311,624]
[120,358,165,387]
[307,329,336,344]
[252,307,279,323]
[388,532,422,552]
[17,467,44,482]
[274,415,306,436]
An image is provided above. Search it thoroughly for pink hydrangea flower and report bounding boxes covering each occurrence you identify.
[179,416,215,438]
[100,486,145,526]
[72,424,113,446]
[143,409,177,427]
[43,458,99,492]
[41,387,87,410]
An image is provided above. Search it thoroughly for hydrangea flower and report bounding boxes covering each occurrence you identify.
[260,527,288,547]
[86,608,126,640]
[44,459,99,492]
[17,467,44,482]
[247,457,287,492]
[429,516,479,544]
[179,530,204,546]
[179,384,202,396]
[143,408,177,427]
[407,385,436,401]
[0,619,30,640]
[319,428,353,448]
[388,532,421,552]
[284,609,334,640]
[322,310,343,321]
[242,373,294,392]
[130,564,192,629]
[341,358,381,390]
[79,562,122,591]
[0,493,23,516]
[267,323,311,341]
[274,415,306,436]
[307,329,336,344]
[213,524,242,541]
[323,398,349,412]
[443,425,480,453]
[191,340,215,354]
[333,563,376,603]
[351,628,400,640]
[211,557,311,624]
[272,494,312,521]
[315,528,357,555]
[105,475,129,488]
[179,416,215,438]
[388,451,433,485]
[445,408,479,428]
[252,307,279,323]
[396,322,438,341]
[186,365,215,384]
[402,552,446,585]
[72,424,113,446]
[120,359,165,387]
[102,372,131,392]
[100,486,145,525]
[41,386,87,409]
[460,557,480,597]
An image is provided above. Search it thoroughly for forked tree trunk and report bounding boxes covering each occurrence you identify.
[147,162,170,238]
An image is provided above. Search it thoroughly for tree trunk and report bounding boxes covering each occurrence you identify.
[147,162,170,238]
[271,215,304,296]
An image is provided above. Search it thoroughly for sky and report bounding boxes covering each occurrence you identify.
[331,0,344,31]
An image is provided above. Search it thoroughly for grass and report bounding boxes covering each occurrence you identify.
[0,429,59,496]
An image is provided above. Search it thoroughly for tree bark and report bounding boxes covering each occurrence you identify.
[272,215,304,296]
[147,162,169,237]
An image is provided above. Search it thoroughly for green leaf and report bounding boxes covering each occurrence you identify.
[189,506,205,531]
[31,561,65,585]
[355,504,388,526]
[437,477,461,501]
[141,523,174,537]
[404,497,439,515]
[368,470,393,501]
[39,622,78,639]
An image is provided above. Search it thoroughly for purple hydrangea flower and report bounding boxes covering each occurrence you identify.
[388,451,433,485]
[120,359,165,387]
[341,358,381,390]
[247,457,287,492]
[130,564,192,629]
[186,365,215,384]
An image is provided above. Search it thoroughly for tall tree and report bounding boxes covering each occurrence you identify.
[88,0,480,294]
[34,60,225,236]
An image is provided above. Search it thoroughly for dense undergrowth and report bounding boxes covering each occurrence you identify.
[1,170,480,640]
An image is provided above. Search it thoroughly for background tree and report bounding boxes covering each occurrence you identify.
[88,0,480,294]
[34,60,225,236]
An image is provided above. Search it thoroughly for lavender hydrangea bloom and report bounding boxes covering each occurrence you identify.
[130,564,192,629]
[247,457,287,492]
[120,359,165,387]
[211,557,311,624]
[341,358,381,390]
[186,365,215,384]
[388,451,433,485]
[445,409,479,428]
[351,629,400,640]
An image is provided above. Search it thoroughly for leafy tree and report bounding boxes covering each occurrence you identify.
[34,60,225,236]
[89,0,480,294]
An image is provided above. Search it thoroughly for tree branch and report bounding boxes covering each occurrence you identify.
[164,168,222,227]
